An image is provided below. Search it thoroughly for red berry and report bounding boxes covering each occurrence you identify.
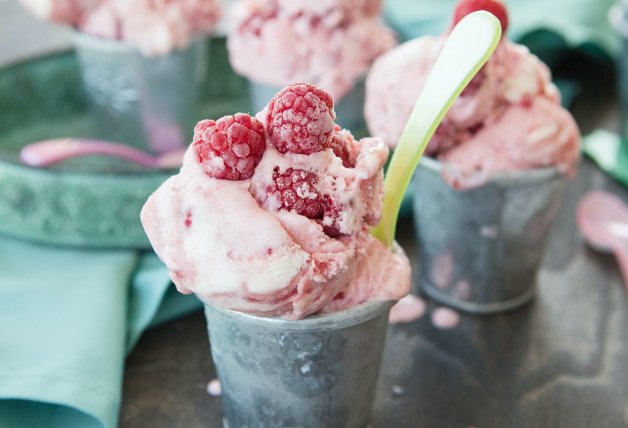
[328,132,355,168]
[266,83,336,155]
[452,0,508,35]
[271,167,323,218]
[322,195,342,237]
[193,113,266,180]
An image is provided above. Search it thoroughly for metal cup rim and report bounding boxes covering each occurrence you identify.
[609,1,628,36]
[71,31,207,55]
[204,299,394,331]
[419,156,563,186]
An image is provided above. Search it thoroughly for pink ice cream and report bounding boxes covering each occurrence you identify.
[141,83,410,319]
[365,14,580,189]
[227,0,396,100]
[19,0,222,56]
[18,0,100,24]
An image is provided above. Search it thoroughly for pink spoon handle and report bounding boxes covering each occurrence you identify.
[20,138,158,168]
[614,244,628,292]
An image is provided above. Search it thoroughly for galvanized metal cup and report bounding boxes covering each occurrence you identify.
[204,300,393,428]
[248,78,366,132]
[73,33,208,154]
[610,0,628,142]
[413,158,568,314]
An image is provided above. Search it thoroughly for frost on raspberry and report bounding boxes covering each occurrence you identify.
[266,83,336,155]
[328,129,356,168]
[193,113,266,180]
[271,167,323,218]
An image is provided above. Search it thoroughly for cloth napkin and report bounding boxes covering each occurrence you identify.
[582,130,628,187]
[0,236,201,428]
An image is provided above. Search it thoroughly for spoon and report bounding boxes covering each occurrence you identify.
[371,11,502,246]
[577,190,628,291]
[20,138,186,170]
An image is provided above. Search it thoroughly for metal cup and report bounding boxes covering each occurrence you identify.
[248,79,367,132]
[610,0,628,142]
[73,33,208,154]
[413,158,568,314]
[204,300,392,428]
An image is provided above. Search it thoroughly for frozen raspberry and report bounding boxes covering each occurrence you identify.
[266,83,336,155]
[271,167,323,218]
[452,0,508,36]
[322,195,342,237]
[193,113,266,180]
[328,133,355,168]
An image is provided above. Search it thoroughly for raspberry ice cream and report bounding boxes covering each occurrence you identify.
[19,0,222,56]
[364,0,580,189]
[227,0,396,100]
[141,83,411,319]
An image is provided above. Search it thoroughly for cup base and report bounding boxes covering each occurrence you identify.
[420,280,537,315]
[222,418,372,428]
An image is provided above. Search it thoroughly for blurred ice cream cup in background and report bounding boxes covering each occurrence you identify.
[227,0,395,132]
[365,0,581,313]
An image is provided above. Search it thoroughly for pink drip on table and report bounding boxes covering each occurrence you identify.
[431,307,460,329]
[388,294,427,325]
[207,379,221,396]
[20,138,186,169]
[576,190,628,291]
[431,251,454,289]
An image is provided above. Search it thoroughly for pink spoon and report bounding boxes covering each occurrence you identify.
[577,190,628,291]
[20,138,186,169]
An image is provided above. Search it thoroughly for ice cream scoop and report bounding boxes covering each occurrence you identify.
[141,85,411,320]
[577,190,628,291]
[20,138,185,169]
[364,0,580,190]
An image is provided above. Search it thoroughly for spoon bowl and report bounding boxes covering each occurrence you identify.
[577,190,628,252]
[577,190,628,291]
[20,138,186,170]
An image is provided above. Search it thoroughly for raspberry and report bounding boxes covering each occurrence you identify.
[451,0,508,36]
[271,167,323,218]
[193,113,266,180]
[328,133,355,168]
[266,83,336,155]
[322,195,342,237]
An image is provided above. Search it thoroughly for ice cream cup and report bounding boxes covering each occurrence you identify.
[204,299,393,428]
[248,78,367,132]
[73,33,208,155]
[413,157,568,314]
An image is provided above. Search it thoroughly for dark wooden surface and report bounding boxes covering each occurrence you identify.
[119,60,628,428]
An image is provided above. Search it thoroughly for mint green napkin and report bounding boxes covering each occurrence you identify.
[0,236,201,428]
[583,130,628,187]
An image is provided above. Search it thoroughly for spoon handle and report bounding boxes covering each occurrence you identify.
[614,245,628,292]
[371,11,501,246]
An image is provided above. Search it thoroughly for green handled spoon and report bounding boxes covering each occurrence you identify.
[372,11,502,247]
